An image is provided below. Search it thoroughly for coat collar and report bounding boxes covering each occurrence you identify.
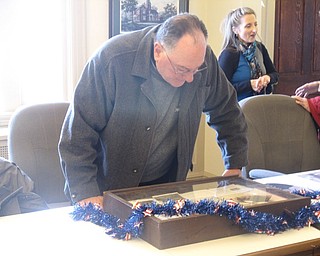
[131,25,160,79]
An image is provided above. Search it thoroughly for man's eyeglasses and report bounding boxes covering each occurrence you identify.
[161,45,207,75]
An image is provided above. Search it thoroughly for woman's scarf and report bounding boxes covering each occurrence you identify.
[239,40,262,79]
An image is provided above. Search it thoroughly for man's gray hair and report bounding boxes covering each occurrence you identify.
[155,13,208,51]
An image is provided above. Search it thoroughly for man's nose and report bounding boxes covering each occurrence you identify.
[183,72,194,83]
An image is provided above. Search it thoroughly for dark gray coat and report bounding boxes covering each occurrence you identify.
[58,25,248,203]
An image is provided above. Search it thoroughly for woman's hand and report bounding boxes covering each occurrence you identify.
[251,75,270,93]
[291,95,310,112]
[295,81,320,97]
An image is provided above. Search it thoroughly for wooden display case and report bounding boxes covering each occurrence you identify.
[103,176,311,249]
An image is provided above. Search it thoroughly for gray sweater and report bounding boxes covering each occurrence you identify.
[58,25,248,203]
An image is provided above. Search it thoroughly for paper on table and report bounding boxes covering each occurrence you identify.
[258,175,320,191]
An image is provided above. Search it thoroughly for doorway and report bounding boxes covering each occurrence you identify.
[274,0,320,95]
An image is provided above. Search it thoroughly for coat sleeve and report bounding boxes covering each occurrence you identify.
[58,54,112,203]
[206,49,248,170]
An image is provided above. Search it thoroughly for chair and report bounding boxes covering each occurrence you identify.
[7,102,70,207]
[239,94,320,179]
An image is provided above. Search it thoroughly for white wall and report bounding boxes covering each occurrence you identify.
[189,0,276,176]
[86,0,109,57]
[67,0,109,95]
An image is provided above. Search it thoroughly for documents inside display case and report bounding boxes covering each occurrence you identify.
[103,176,311,249]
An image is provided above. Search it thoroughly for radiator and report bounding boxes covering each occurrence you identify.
[0,139,8,159]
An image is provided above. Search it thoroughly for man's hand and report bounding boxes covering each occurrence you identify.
[222,169,241,177]
[78,196,104,208]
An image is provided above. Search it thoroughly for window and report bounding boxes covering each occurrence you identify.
[0,0,69,118]
[0,0,109,131]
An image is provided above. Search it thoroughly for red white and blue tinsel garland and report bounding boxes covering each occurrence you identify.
[71,189,320,241]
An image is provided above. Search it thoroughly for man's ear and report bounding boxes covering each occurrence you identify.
[154,42,162,59]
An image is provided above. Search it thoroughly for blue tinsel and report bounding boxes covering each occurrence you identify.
[70,190,320,240]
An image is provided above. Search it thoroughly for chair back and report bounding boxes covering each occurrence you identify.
[8,102,69,205]
[239,94,320,177]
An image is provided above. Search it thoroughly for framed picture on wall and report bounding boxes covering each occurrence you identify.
[109,0,189,37]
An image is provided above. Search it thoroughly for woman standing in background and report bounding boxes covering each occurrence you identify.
[218,7,279,101]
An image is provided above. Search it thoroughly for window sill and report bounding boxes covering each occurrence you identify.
[0,127,8,141]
